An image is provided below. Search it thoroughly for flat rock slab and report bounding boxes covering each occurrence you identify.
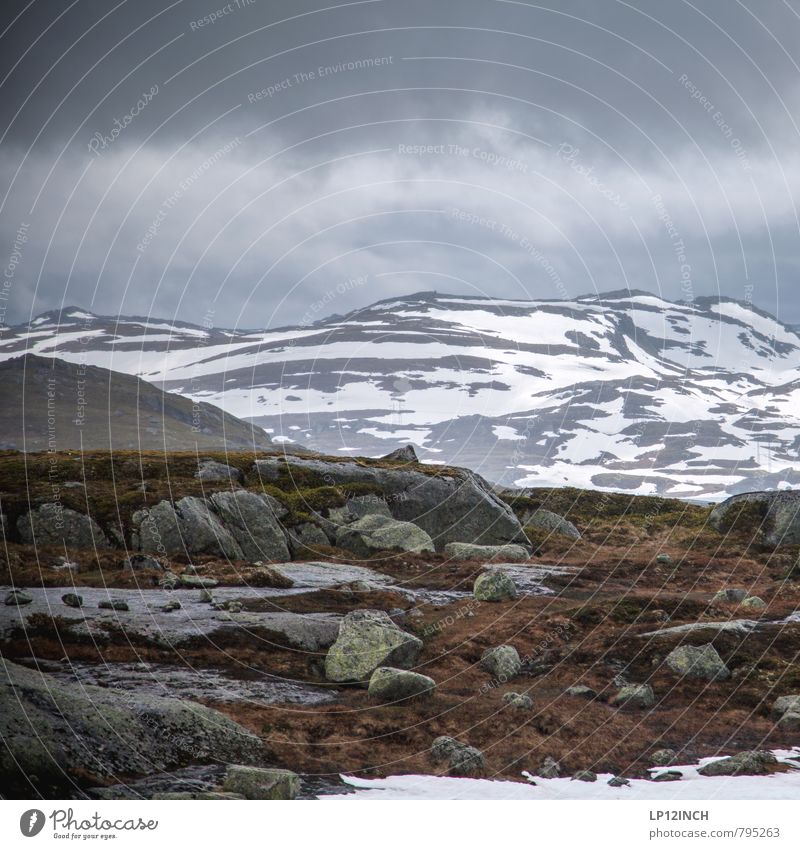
[40,659,336,706]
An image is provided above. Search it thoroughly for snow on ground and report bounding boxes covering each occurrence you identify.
[323,749,800,800]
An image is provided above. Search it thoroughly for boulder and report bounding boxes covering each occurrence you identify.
[610,684,655,709]
[444,542,529,562]
[473,570,518,602]
[132,497,242,560]
[245,564,294,589]
[209,490,290,562]
[287,522,330,555]
[98,599,129,611]
[324,610,423,683]
[665,644,730,681]
[480,645,522,682]
[524,508,581,540]
[771,694,800,719]
[709,491,800,547]
[123,553,164,571]
[741,596,766,610]
[251,455,529,550]
[178,575,218,589]
[655,553,673,564]
[0,660,264,796]
[336,514,434,557]
[221,765,300,800]
[368,667,435,702]
[698,750,776,777]
[5,589,32,606]
[565,684,596,699]
[502,692,532,710]
[430,736,485,777]
[651,748,677,766]
[17,504,109,549]
[538,756,561,778]
[572,770,597,782]
[712,588,748,604]
[61,593,83,609]
[382,445,418,463]
[608,776,630,787]
[652,770,683,782]
[195,460,244,483]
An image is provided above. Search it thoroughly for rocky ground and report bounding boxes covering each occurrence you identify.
[2,448,800,799]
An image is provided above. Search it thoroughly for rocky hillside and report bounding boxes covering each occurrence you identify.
[0,354,273,452]
[2,293,798,498]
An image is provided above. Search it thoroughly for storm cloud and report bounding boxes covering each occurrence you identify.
[1,0,799,330]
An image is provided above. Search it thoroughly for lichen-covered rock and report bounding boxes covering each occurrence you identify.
[444,542,529,562]
[195,460,244,483]
[610,683,655,709]
[651,748,677,766]
[430,736,485,777]
[132,497,242,559]
[524,508,581,540]
[502,692,533,710]
[209,490,289,562]
[651,770,683,782]
[336,514,434,557]
[221,765,300,800]
[251,455,529,550]
[245,564,294,589]
[346,494,392,520]
[178,575,218,589]
[98,599,129,611]
[712,588,748,604]
[368,667,435,702]
[709,491,800,547]
[61,593,83,608]
[607,775,630,787]
[324,610,423,683]
[740,596,766,610]
[287,522,329,555]
[572,770,597,782]
[0,660,264,796]
[565,685,596,699]
[698,750,776,777]
[17,504,109,549]
[665,644,730,681]
[771,694,800,719]
[473,570,518,602]
[480,645,522,682]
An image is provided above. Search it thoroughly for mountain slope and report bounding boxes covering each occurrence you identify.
[1,293,798,497]
[0,354,273,452]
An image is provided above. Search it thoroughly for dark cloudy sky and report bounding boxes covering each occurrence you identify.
[1,0,799,331]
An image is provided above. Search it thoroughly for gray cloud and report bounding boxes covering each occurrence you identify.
[1,0,799,329]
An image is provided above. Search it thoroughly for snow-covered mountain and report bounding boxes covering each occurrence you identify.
[3,291,799,499]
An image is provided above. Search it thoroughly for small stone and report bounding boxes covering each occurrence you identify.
[651,748,677,766]
[740,596,766,610]
[222,765,300,800]
[225,601,243,614]
[473,570,518,602]
[480,645,522,682]
[161,600,182,612]
[51,557,79,572]
[538,756,561,778]
[610,683,655,709]
[198,589,214,603]
[607,776,630,787]
[246,565,294,589]
[655,553,673,564]
[123,554,163,571]
[566,684,596,699]
[572,770,597,782]
[502,691,533,710]
[61,593,83,609]
[652,770,683,782]
[159,571,179,590]
[178,574,218,590]
[98,599,129,611]
[5,590,33,606]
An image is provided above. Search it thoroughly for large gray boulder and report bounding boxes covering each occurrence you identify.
[698,750,776,777]
[430,736,485,777]
[17,504,109,549]
[473,570,518,602]
[252,455,529,550]
[444,542,529,562]
[209,490,290,561]
[480,645,522,682]
[195,460,244,483]
[325,610,423,683]
[610,684,655,709]
[131,496,242,559]
[336,514,434,557]
[665,644,730,681]
[221,765,300,800]
[709,490,800,547]
[0,659,263,796]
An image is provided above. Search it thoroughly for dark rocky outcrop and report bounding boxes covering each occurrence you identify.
[709,490,800,547]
